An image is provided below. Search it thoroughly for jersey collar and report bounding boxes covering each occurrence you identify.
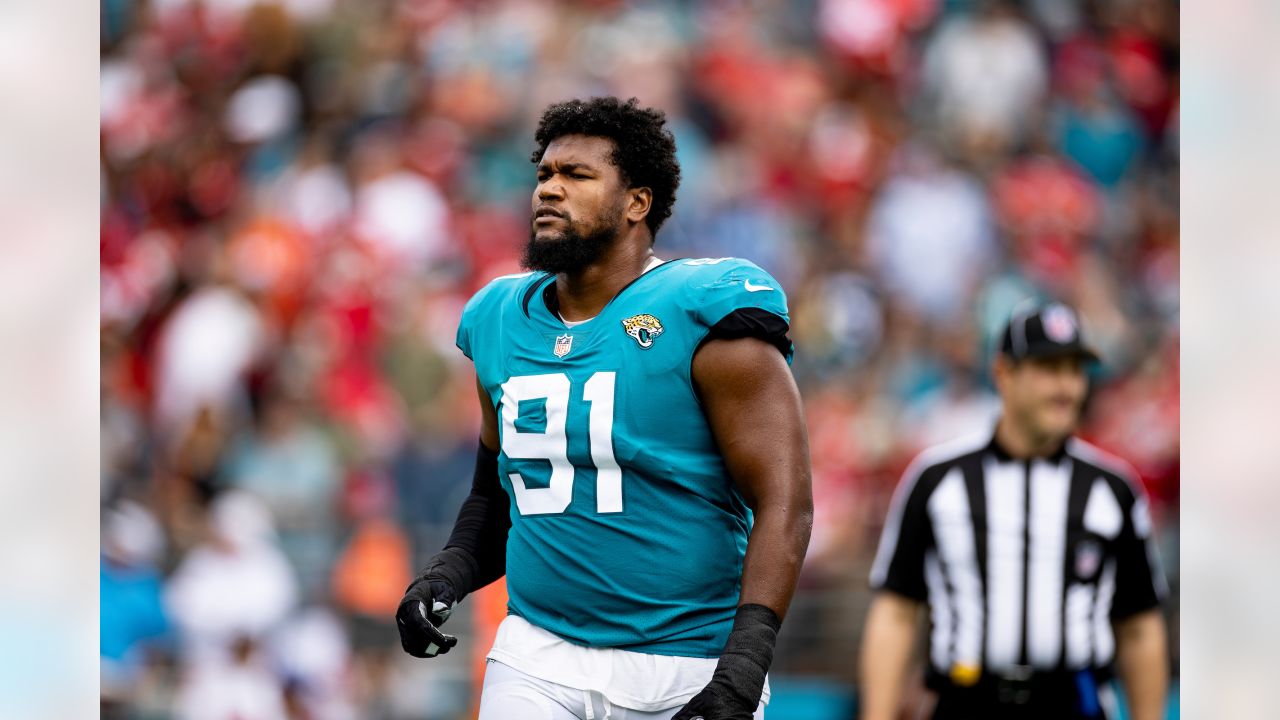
[529,259,682,326]
[987,428,1070,464]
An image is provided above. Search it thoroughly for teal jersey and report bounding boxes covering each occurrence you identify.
[456,257,793,658]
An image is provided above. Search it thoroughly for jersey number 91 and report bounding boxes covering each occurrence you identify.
[498,372,622,516]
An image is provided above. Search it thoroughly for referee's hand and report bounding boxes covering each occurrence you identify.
[395,577,458,658]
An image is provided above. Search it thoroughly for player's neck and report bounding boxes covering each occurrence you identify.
[554,238,655,322]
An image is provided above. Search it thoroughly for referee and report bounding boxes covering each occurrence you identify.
[859,303,1169,720]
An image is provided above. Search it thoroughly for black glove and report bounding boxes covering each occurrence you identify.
[395,575,458,658]
[672,604,781,720]
[397,546,480,658]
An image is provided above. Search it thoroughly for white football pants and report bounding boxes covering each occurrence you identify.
[477,659,765,720]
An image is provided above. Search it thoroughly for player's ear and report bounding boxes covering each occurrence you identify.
[626,187,652,224]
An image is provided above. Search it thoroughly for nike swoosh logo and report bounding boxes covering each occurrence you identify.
[743,280,773,292]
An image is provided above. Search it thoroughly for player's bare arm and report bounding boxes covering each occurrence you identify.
[477,376,499,452]
[693,335,813,618]
[672,334,813,720]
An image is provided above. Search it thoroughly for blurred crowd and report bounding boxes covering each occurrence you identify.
[100,0,1179,717]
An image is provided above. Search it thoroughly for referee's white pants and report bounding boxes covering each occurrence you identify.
[478,659,766,720]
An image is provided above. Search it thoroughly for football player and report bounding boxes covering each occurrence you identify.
[397,96,813,720]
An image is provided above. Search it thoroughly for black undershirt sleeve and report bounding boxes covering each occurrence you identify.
[422,442,511,600]
[698,307,794,359]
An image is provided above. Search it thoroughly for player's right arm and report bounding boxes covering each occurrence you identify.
[859,591,922,720]
[477,375,499,450]
[395,377,508,659]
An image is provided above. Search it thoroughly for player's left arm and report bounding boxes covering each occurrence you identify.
[695,335,813,617]
[674,335,813,719]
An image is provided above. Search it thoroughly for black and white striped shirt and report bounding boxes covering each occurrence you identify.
[870,431,1166,680]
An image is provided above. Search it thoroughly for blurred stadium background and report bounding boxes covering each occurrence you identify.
[99,0,1179,717]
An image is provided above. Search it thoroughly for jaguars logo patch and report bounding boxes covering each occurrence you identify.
[622,314,664,349]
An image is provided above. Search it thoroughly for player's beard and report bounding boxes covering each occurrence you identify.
[523,207,623,275]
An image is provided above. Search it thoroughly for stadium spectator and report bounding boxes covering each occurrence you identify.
[222,384,342,593]
[165,491,298,669]
[921,0,1049,160]
[864,143,997,325]
[176,634,289,720]
[101,501,170,687]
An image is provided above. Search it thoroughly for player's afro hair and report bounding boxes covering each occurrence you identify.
[531,96,681,240]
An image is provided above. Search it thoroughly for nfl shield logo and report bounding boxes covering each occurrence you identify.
[1074,538,1102,579]
[1043,305,1078,343]
[553,334,574,358]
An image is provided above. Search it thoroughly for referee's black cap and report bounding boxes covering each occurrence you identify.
[999,302,1100,364]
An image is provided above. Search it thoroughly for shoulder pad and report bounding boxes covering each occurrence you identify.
[456,272,549,358]
[677,258,790,328]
